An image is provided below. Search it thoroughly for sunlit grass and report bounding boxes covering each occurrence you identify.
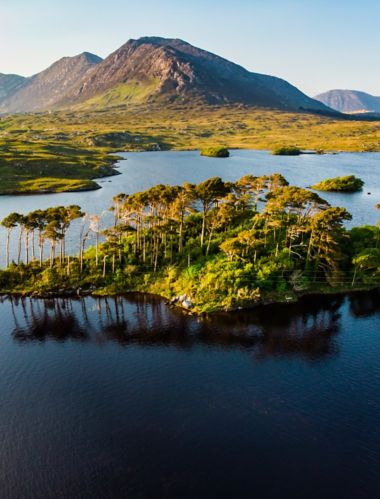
[0,103,379,194]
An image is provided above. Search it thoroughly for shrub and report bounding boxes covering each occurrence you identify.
[200,147,230,158]
[272,146,301,156]
[312,175,364,192]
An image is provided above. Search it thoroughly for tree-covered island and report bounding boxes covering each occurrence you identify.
[1,174,379,313]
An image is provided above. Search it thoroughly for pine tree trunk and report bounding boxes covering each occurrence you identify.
[102,255,107,278]
[6,230,10,268]
[96,233,99,267]
[25,230,29,264]
[31,231,36,261]
[17,228,23,265]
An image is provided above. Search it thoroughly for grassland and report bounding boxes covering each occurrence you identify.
[0,122,121,194]
[1,103,380,194]
[75,80,160,110]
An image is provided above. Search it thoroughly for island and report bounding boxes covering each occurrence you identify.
[200,147,230,158]
[272,146,301,156]
[312,175,364,192]
[1,175,379,313]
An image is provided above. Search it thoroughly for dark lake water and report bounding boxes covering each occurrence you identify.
[0,150,379,266]
[1,290,380,498]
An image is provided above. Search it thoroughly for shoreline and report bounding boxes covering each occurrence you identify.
[1,285,379,316]
[0,155,122,196]
[1,147,378,196]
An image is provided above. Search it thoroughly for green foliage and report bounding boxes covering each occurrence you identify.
[349,226,380,254]
[200,147,230,158]
[352,247,380,285]
[1,173,379,312]
[272,146,301,156]
[312,175,364,192]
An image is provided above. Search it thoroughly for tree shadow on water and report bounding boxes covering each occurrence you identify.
[7,290,378,359]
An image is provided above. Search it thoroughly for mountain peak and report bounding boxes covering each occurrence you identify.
[62,36,332,112]
[49,51,102,69]
[128,36,183,44]
[79,52,103,64]
[2,51,102,113]
[0,73,27,104]
[1,37,334,115]
[315,89,380,114]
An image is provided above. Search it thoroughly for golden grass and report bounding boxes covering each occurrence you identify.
[0,103,379,193]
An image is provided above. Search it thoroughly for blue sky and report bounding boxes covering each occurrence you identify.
[1,0,379,96]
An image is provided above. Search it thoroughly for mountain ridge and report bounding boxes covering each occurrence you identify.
[2,52,102,113]
[1,37,335,115]
[315,89,380,114]
[0,73,27,106]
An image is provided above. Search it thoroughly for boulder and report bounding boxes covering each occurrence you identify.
[182,298,193,310]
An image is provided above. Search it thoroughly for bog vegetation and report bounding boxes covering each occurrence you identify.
[1,174,379,312]
[1,104,380,194]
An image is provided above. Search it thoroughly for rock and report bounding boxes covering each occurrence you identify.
[182,298,193,310]
[172,293,193,309]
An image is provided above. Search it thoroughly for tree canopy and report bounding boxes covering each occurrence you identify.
[0,173,379,313]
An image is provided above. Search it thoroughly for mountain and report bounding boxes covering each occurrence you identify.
[2,52,102,113]
[1,37,334,114]
[61,37,332,112]
[0,73,27,105]
[314,89,380,114]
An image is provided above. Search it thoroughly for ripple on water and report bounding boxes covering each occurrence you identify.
[0,291,379,497]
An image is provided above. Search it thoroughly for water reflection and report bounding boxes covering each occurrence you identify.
[6,291,379,359]
[348,288,380,317]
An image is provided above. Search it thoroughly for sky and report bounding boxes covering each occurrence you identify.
[1,0,379,97]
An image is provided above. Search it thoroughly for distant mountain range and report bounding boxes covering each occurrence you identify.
[0,37,335,115]
[0,73,26,103]
[315,89,380,114]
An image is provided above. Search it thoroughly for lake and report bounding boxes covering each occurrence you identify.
[0,290,379,498]
[0,150,379,267]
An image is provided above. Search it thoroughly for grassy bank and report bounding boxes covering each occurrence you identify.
[1,264,378,315]
[0,134,120,194]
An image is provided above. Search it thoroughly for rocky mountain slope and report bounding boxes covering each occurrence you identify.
[315,89,380,114]
[2,52,102,113]
[0,74,26,106]
[1,37,334,114]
